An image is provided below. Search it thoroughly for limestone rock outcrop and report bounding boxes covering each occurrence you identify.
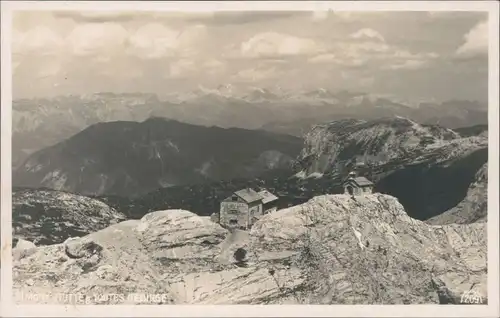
[12,188,127,246]
[13,195,487,305]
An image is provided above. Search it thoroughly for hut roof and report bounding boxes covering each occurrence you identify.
[234,188,262,203]
[258,189,278,204]
[345,176,374,187]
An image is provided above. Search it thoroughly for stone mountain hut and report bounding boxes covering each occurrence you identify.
[219,188,278,230]
[343,171,374,196]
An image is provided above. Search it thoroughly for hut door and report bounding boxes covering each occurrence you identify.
[347,186,354,195]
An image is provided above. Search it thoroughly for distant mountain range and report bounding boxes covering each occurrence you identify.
[13,118,302,197]
[13,89,487,168]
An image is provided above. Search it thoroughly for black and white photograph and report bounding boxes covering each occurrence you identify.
[1,1,499,317]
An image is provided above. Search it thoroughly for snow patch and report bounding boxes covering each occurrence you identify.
[41,170,67,189]
[307,172,324,179]
[30,164,44,172]
[293,171,307,179]
[351,226,366,250]
[196,161,212,177]
[97,174,109,195]
[166,140,180,153]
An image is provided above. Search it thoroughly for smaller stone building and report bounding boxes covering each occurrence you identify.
[343,171,374,196]
[258,189,279,214]
[219,188,278,230]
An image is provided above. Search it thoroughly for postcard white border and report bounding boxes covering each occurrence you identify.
[1,1,499,317]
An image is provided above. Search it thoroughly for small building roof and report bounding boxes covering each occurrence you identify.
[234,188,262,203]
[344,176,374,187]
[258,189,278,204]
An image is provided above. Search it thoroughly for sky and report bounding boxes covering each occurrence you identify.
[12,10,489,102]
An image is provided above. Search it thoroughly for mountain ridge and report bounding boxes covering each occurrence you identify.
[294,117,488,220]
[13,118,303,197]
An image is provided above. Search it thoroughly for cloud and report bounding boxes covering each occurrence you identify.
[308,53,336,63]
[37,60,63,78]
[168,59,196,78]
[54,11,305,25]
[233,66,279,82]
[336,58,369,68]
[55,11,140,22]
[351,42,391,54]
[177,24,208,54]
[12,17,210,85]
[12,26,67,78]
[331,11,355,20]
[426,11,484,20]
[11,10,488,102]
[235,26,439,73]
[386,59,427,70]
[312,10,331,21]
[203,59,226,75]
[127,23,207,59]
[127,23,180,59]
[13,26,64,56]
[166,56,225,79]
[382,50,439,70]
[68,22,128,57]
[239,32,324,58]
[97,58,144,80]
[327,33,439,71]
[14,18,207,62]
[456,20,488,57]
[206,11,306,25]
[350,28,386,42]
[340,71,375,89]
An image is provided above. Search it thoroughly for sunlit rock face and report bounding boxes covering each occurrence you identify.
[13,194,487,305]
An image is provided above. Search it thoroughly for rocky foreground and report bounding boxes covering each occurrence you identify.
[13,194,487,305]
[12,188,127,246]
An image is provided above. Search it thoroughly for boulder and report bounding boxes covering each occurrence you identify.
[137,210,228,271]
[13,239,37,261]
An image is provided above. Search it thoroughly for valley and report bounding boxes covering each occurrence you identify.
[12,90,487,168]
